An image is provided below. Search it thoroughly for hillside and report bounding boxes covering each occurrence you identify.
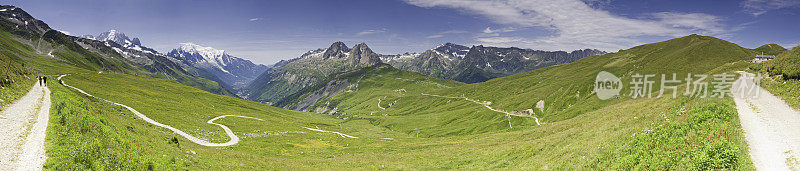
[46,34,756,169]
[437,34,757,122]
[753,43,788,56]
[0,4,773,169]
[765,46,800,79]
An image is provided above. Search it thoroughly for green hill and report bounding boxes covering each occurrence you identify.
[253,34,759,169]
[49,60,752,169]
[0,5,764,169]
[753,43,788,55]
[765,46,800,79]
[438,34,755,122]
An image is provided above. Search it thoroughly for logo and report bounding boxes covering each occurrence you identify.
[595,71,621,100]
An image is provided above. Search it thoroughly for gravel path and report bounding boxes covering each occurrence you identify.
[59,74,262,147]
[732,71,800,170]
[0,82,51,171]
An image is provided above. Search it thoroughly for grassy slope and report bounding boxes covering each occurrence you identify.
[437,34,755,122]
[302,35,758,137]
[0,51,34,110]
[765,46,800,79]
[4,23,754,169]
[757,46,800,109]
[32,33,750,170]
[53,72,751,169]
[224,34,757,169]
[277,64,518,137]
[753,43,788,56]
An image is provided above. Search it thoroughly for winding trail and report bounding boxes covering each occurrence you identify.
[732,71,800,170]
[421,93,541,125]
[58,74,262,147]
[0,82,50,171]
[303,127,358,139]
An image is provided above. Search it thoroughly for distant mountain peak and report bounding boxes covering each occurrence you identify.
[178,42,226,58]
[168,43,269,88]
[323,41,351,59]
[95,29,142,46]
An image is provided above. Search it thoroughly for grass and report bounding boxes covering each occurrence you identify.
[765,46,800,79]
[757,46,800,110]
[52,72,753,169]
[753,43,787,56]
[0,18,755,169]
[45,78,191,170]
[595,98,752,170]
[0,52,34,110]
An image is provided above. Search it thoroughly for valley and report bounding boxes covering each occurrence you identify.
[0,2,798,170]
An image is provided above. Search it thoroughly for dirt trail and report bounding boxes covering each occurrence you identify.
[59,74,262,147]
[0,82,51,171]
[732,71,800,170]
[303,127,358,138]
[420,93,541,125]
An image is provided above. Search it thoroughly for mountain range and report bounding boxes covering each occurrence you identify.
[80,30,268,91]
[241,42,381,104]
[167,43,269,89]
[242,41,604,104]
[382,43,606,83]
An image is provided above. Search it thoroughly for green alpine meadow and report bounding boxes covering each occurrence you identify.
[1,1,799,170]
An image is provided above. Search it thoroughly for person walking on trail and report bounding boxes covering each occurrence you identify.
[42,76,47,87]
[37,76,41,86]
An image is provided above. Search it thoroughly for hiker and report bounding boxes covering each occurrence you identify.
[37,76,41,86]
[42,76,47,86]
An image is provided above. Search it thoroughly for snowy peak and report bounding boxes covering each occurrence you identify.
[167,43,268,88]
[432,42,470,60]
[177,42,227,61]
[82,29,157,55]
[94,29,142,47]
[169,43,231,73]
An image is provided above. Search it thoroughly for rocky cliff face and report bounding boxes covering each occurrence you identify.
[242,42,381,104]
[383,43,605,83]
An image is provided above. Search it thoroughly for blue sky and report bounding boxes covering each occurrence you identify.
[2,0,799,65]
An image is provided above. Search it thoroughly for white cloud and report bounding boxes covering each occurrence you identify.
[404,0,730,51]
[249,18,263,22]
[782,42,800,49]
[426,35,444,38]
[742,0,800,16]
[482,27,515,34]
[440,30,469,34]
[426,30,468,38]
[356,28,387,36]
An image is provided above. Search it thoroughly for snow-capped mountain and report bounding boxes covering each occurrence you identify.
[382,43,605,83]
[0,5,52,35]
[77,29,238,96]
[380,43,468,78]
[167,43,269,89]
[242,41,381,104]
[81,30,157,54]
